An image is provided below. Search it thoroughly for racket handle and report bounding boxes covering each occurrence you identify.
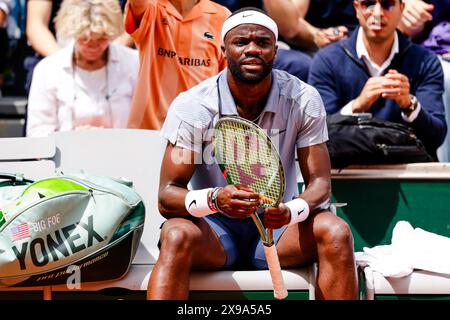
[264,244,288,300]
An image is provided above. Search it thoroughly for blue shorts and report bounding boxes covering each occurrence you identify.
[204,211,287,270]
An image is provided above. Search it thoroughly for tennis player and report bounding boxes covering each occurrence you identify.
[150,7,358,300]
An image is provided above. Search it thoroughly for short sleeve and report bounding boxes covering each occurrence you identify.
[296,86,329,149]
[160,112,205,154]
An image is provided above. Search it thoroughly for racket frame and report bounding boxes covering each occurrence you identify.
[213,116,288,299]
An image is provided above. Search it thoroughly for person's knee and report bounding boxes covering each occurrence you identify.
[316,216,354,252]
[160,221,199,252]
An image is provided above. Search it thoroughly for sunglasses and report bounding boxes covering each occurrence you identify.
[359,0,398,12]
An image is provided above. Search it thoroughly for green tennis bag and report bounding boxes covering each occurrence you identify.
[0,173,145,287]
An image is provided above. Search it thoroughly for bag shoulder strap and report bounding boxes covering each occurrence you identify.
[0,173,34,184]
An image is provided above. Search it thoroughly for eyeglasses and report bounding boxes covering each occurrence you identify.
[359,0,398,12]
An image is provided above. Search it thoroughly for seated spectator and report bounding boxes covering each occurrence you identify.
[418,3,450,161]
[397,0,450,161]
[125,0,231,130]
[308,0,446,158]
[0,0,12,93]
[25,0,133,94]
[264,0,358,54]
[26,0,139,137]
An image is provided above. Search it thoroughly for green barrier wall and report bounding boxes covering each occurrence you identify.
[331,179,450,252]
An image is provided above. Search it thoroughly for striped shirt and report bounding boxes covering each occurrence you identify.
[125,0,230,130]
[161,69,328,202]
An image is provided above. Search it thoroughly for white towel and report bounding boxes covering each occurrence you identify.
[355,245,413,278]
[355,221,450,277]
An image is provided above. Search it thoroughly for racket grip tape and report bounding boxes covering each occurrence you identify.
[264,244,288,300]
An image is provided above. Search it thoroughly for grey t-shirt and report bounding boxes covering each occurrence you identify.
[160,68,328,202]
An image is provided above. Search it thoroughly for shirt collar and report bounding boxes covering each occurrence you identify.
[217,68,279,116]
[356,27,399,75]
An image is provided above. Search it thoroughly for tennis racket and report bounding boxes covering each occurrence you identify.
[213,116,288,300]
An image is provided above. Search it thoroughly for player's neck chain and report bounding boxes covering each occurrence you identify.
[237,105,264,123]
[250,111,263,123]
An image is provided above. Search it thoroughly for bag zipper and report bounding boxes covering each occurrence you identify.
[0,190,90,232]
[61,176,138,206]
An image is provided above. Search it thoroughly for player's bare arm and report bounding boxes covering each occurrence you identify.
[158,143,260,219]
[296,142,331,213]
[158,143,197,218]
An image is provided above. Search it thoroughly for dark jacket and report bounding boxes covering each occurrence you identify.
[308,29,447,154]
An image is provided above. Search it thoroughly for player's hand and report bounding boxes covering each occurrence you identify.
[264,203,291,229]
[217,184,260,219]
[381,70,411,108]
[352,76,385,112]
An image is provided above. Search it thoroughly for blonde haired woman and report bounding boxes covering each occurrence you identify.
[26,0,138,137]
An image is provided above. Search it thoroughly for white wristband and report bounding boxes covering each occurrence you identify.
[185,188,215,218]
[286,198,310,226]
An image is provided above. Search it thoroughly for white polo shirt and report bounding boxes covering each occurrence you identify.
[161,68,328,202]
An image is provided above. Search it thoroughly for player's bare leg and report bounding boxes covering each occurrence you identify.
[147,218,226,299]
[276,211,358,300]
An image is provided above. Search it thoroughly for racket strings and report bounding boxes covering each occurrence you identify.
[216,121,283,207]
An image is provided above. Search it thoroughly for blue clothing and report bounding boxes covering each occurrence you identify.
[421,0,450,161]
[423,21,450,55]
[204,212,287,269]
[308,30,447,155]
[429,0,450,28]
[305,0,358,31]
[24,0,62,94]
[436,58,450,162]
[274,48,312,82]
[213,0,261,12]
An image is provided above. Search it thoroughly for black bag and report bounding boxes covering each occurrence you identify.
[326,114,434,169]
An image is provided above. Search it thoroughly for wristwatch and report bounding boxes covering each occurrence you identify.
[402,94,419,115]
